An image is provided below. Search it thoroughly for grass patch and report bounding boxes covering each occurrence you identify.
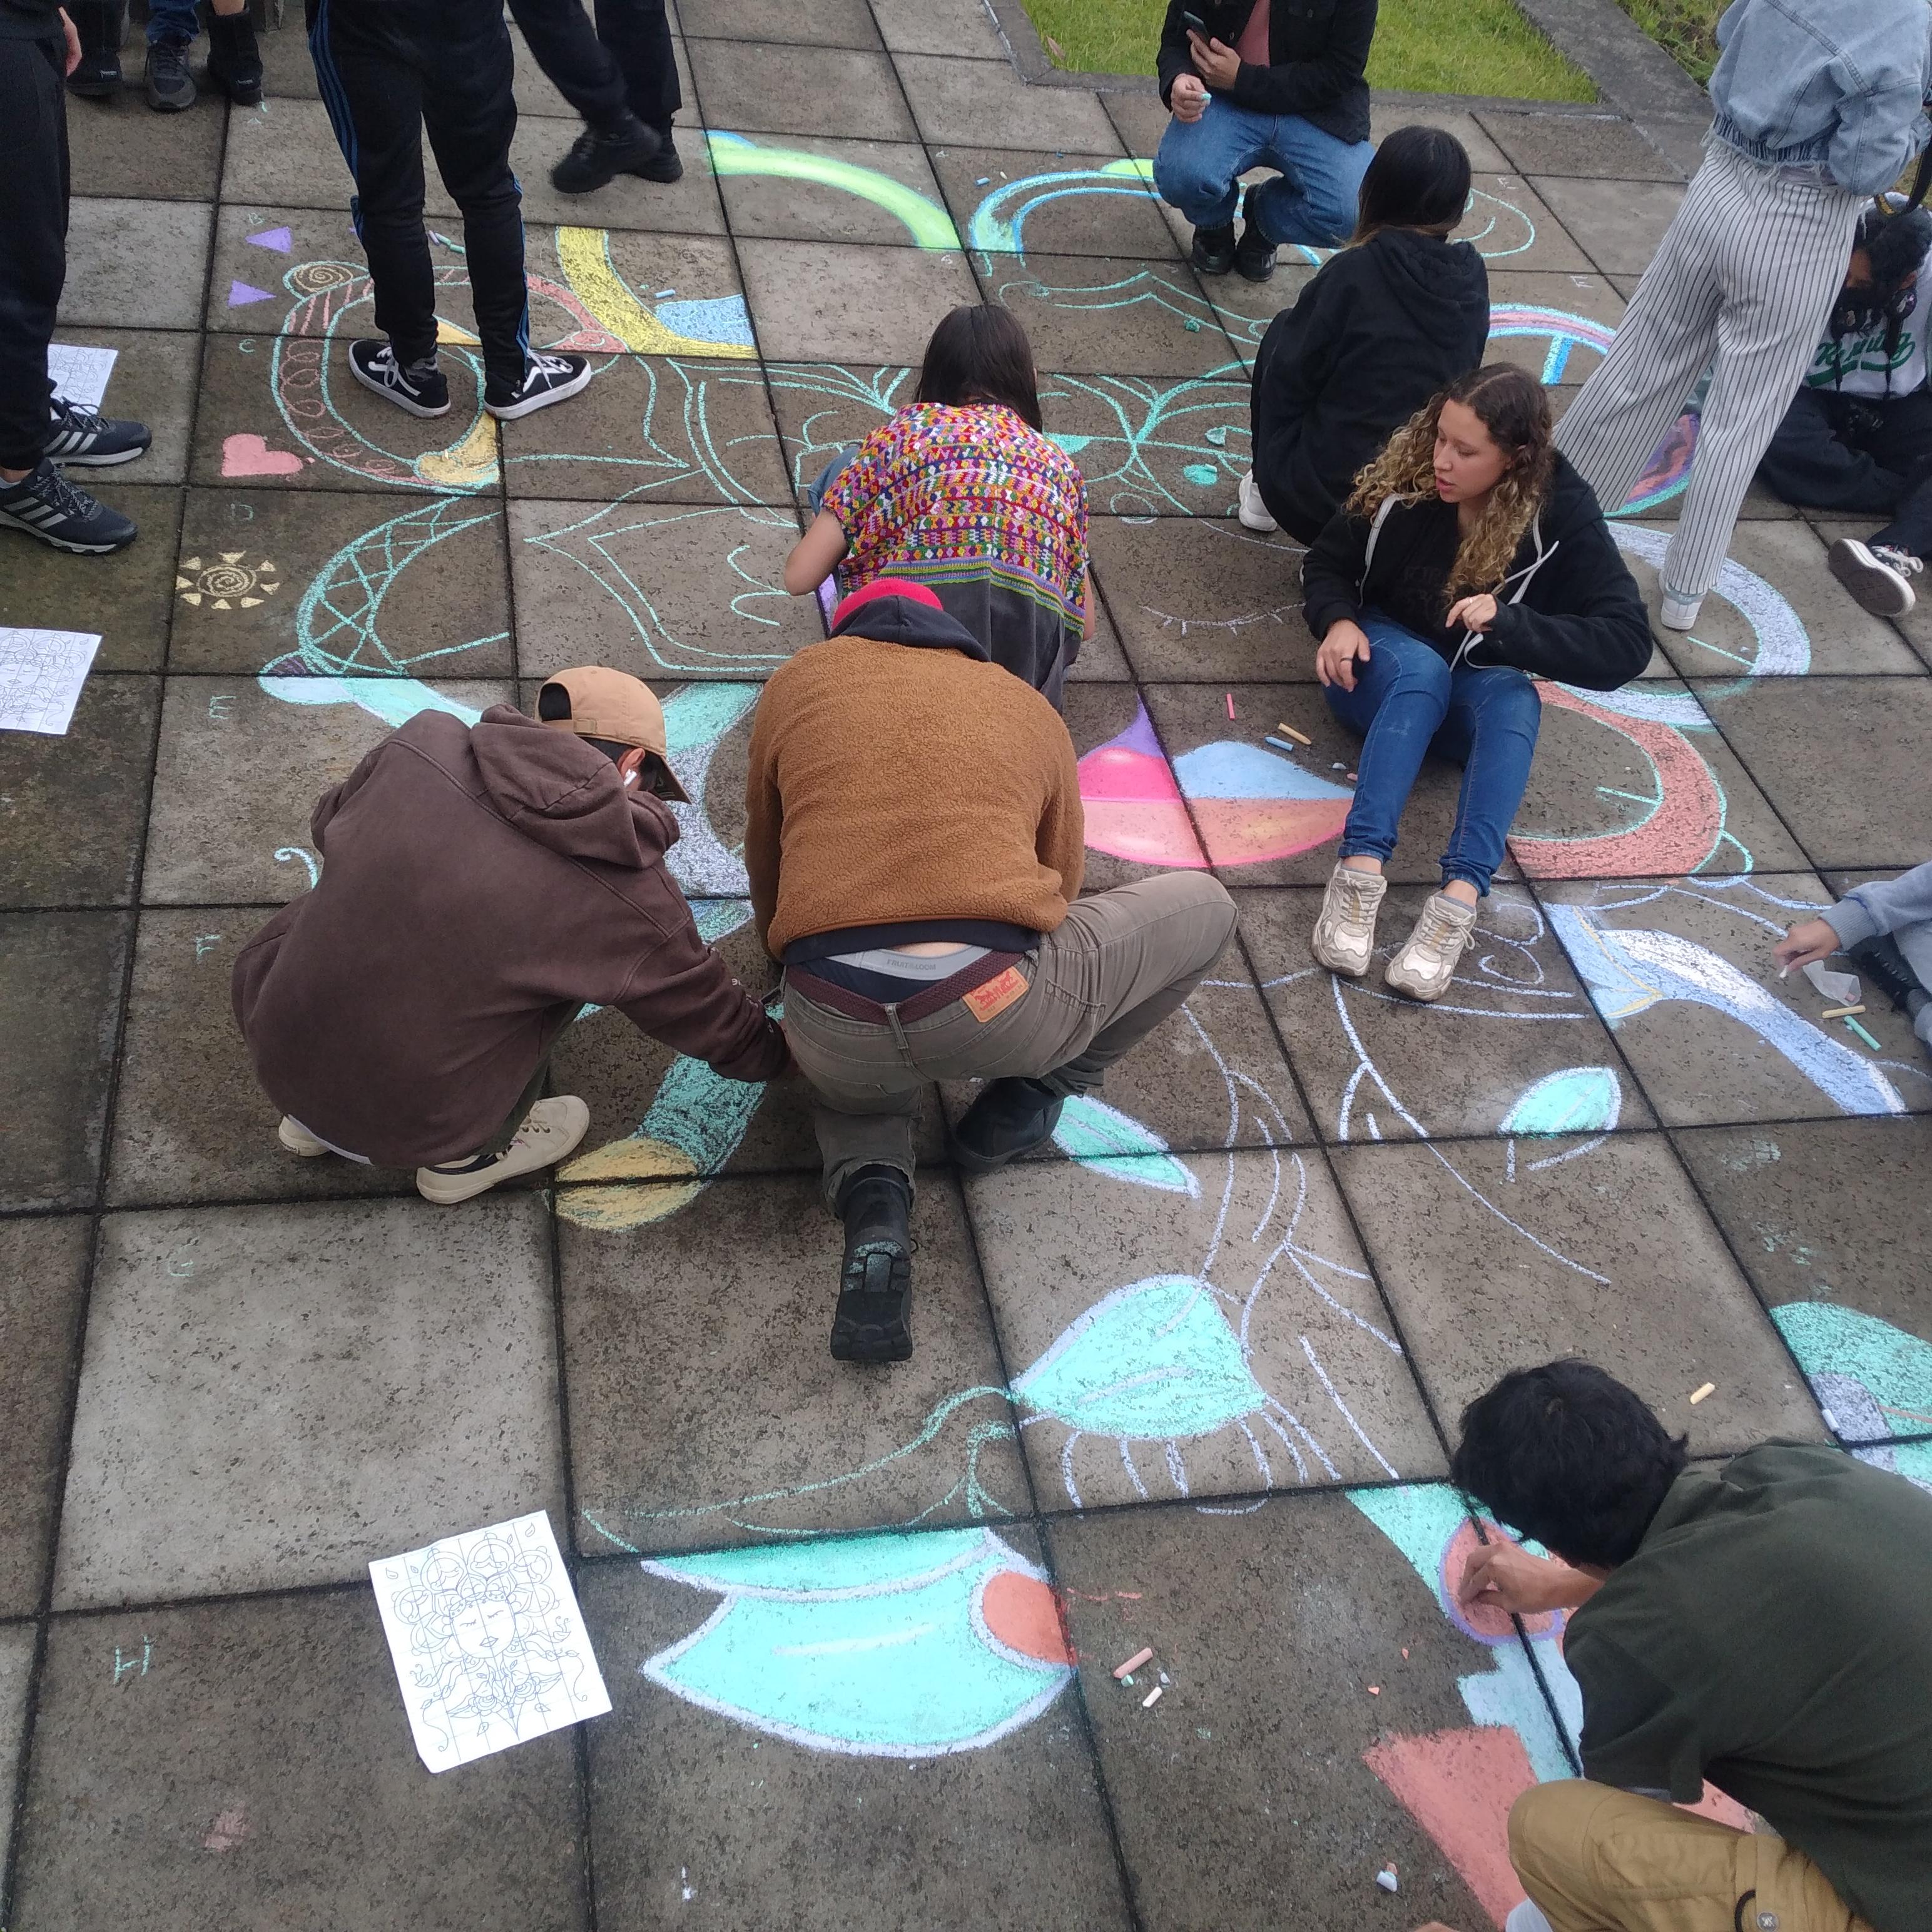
[1021,0,1595,103]
[1608,0,1721,83]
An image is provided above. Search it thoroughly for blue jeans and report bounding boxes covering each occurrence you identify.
[148,0,201,47]
[1153,98,1373,250]
[1324,614,1542,897]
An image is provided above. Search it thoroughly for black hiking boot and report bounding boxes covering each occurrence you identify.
[831,1165,913,1364]
[1234,222,1277,281]
[551,111,662,193]
[145,38,194,111]
[952,1077,1065,1176]
[1189,220,1237,275]
[205,11,263,104]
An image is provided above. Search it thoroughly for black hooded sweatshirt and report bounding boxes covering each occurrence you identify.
[1251,230,1490,543]
[1156,0,1376,146]
[1299,452,1654,691]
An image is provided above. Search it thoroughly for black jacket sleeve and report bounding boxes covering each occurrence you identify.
[1251,271,1343,528]
[1468,514,1654,692]
[1233,0,1376,120]
[1300,506,1373,640]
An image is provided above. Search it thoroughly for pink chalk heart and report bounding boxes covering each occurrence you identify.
[221,432,303,477]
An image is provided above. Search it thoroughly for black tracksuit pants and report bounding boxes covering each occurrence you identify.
[1757,385,1932,561]
[507,0,679,136]
[306,0,529,392]
[0,31,67,472]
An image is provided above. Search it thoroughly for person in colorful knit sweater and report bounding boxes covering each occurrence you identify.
[783,306,1092,709]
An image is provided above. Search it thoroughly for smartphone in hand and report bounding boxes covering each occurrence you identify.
[1182,9,1209,34]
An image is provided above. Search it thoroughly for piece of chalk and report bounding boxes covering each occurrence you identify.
[1400,1647,1410,1659]
[1845,1017,1884,1050]
[1367,1684,1380,1695]
[1777,964,1791,980]
[1332,761,1346,770]
[1689,1381,1716,1405]
[1274,721,1313,745]
[1225,692,1236,719]
[1375,1867,1400,1894]
[1113,1647,1154,1680]
[1264,735,1299,753]
[1821,1004,1865,1019]
[1141,1685,1163,1709]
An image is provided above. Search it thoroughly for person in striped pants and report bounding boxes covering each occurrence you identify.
[1553,0,1931,631]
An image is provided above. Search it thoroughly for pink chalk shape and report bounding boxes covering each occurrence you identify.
[227,279,273,308]
[221,432,304,478]
[246,225,293,253]
[1365,1727,1538,1929]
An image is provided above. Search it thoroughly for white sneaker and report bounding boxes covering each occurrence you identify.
[1237,469,1278,532]
[416,1096,591,1205]
[1829,537,1921,617]
[1384,891,1477,1001]
[1310,863,1388,977]
[278,1116,329,1157]
[1658,588,1701,631]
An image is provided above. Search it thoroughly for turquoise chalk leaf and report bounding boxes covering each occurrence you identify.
[1012,1276,1266,1438]
[1051,1096,1199,1196]
[1498,1065,1622,1137]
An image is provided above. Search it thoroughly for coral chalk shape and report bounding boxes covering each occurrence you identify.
[1498,1065,1622,1137]
[705,131,963,252]
[1077,701,1204,868]
[639,1528,1073,1757]
[227,278,275,308]
[221,432,303,477]
[246,225,293,253]
[553,226,757,360]
[1547,907,1907,1118]
[1050,1095,1200,1196]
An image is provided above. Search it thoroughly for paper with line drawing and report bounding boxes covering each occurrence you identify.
[47,343,118,414]
[370,1511,610,1772]
[0,629,100,736]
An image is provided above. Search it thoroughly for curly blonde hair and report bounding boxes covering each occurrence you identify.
[1346,364,1556,609]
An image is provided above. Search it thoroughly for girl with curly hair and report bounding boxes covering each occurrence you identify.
[1299,363,1653,1000]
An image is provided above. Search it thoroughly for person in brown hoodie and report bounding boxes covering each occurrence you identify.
[232,666,789,1205]
[745,579,1237,1366]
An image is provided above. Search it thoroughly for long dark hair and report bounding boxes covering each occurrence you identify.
[1827,198,1932,394]
[1353,124,1473,245]
[1348,364,1555,601]
[914,306,1044,430]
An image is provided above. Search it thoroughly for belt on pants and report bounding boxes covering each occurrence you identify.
[785,950,1026,1025]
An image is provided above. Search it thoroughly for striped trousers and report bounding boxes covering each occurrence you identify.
[1553,140,1861,605]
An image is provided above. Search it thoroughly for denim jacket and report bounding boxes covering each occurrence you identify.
[1708,0,1931,196]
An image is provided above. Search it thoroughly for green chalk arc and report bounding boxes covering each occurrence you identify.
[705,131,962,251]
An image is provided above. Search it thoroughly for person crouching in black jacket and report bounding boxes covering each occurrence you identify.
[1241,123,1489,541]
[1299,364,1652,1000]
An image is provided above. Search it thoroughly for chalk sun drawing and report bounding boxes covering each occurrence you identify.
[639,1527,1074,1757]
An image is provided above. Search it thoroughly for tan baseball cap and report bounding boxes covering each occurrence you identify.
[536,665,689,803]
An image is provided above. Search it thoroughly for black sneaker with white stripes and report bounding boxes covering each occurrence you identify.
[44,398,152,467]
[484,351,594,420]
[0,459,138,554]
[347,339,451,418]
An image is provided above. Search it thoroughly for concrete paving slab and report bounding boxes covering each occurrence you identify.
[509,501,817,676]
[1465,172,1599,274]
[1188,256,1317,367]
[575,1530,1131,1929]
[735,236,981,364]
[0,486,181,673]
[1477,108,1686,181]
[688,41,915,140]
[205,201,380,338]
[43,325,198,485]
[561,1172,1029,1555]
[710,133,952,248]
[930,145,1182,262]
[1050,1492,1560,1932]
[1691,676,1932,870]
[222,98,414,212]
[60,197,213,330]
[64,84,225,198]
[763,358,913,496]
[1805,516,1932,670]
[168,486,513,677]
[1103,89,1176,160]
[1243,882,1657,1145]
[258,14,321,96]
[1333,1132,1828,1455]
[1483,268,1624,389]
[969,1150,1445,1503]
[1371,103,1511,171]
[896,53,1124,153]
[1675,1117,1932,1441]
[501,355,790,504]
[0,1215,90,1616]
[0,673,157,908]
[56,1196,563,1605]
[679,0,881,46]
[872,0,1009,59]
[9,1592,585,1932]
[1532,176,1684,277]
[515,120,731,233]
[141,675,511,905]
[105,910,405,1208]
[981,251,1244,378]
[1537,875,1932,1124]
[1044,371,1253,519]
[0,911,130,1213]
[0,1622,31,1875]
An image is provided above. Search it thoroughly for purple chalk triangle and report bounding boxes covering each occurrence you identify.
[227,279,273,308]
[246,225,293,253]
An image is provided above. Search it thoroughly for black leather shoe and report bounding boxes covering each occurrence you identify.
[1234,223,1277,282]
[1189,221,1237,275]
[628,130,683,183]
[205,11,262,104]
[551,111,661,194]
[952,1077,1065,1176]
[831,1165,913,1364]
